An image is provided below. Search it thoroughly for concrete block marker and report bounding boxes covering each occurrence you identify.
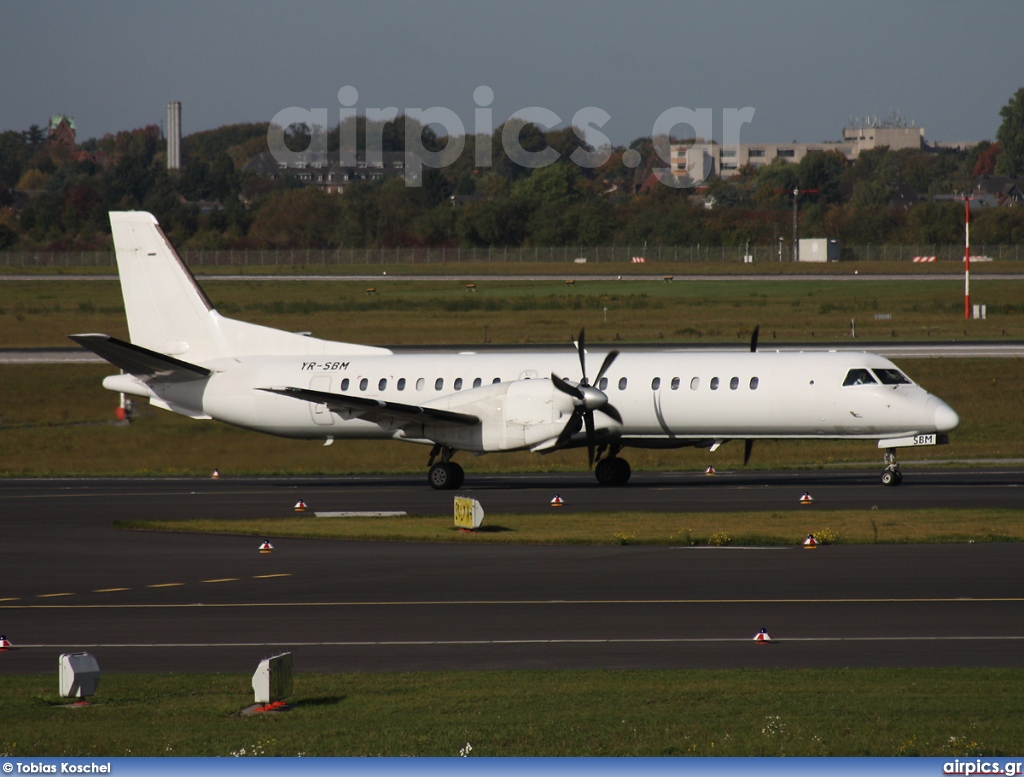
[244,652,293,715]
[60,652,100,706]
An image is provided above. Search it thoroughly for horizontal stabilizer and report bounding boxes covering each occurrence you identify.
[68,333,211,383]
[260,386,479,427]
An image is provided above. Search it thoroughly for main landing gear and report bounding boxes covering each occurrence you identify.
[594,445,631,486]
[881,447,903,487]
[427,445,464,490]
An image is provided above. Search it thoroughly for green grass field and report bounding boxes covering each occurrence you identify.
[2,669,1023,756]
[118,507,1024,546]
[2,276,1024,348]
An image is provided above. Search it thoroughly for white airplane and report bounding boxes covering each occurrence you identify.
[71,211,959,489]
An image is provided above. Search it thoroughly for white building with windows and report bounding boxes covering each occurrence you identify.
[670,126,927,181]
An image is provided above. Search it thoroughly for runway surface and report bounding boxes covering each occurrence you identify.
[1,469,1022,675]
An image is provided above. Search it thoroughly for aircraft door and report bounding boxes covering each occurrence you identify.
[309,376,335,425]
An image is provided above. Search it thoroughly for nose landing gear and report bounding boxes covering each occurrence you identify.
[881,448,903,487]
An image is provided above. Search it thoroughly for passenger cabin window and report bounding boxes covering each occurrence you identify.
[618,377,628,390]
[710,377,720,390]
[341,378,350,391]
[397,378,406,391]
[730,377,739,390]
[473,378,482,388]
[454,378,463,390]
[873,368,911,385]
[749,377,759,390]
[598,377,608,390]
[651,377,661,390]
[435,378,444,391]
[492,377,501,384]
[416,378,425,391]
[359,378,368,391]
[843,368,877,386]
[378,378,387,391]
[671,377,680,390]
[690,377,699,390]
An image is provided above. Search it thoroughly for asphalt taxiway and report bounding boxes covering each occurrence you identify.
[1,470,1022,675]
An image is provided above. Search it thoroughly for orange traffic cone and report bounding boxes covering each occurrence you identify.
[259,540,274,554]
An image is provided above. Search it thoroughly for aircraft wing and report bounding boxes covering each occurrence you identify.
[69,333,212,383]
[260,386,480,427]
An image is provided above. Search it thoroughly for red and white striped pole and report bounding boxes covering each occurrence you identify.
[964,196,971,320]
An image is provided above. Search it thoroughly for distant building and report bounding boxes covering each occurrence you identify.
[47,115,77,147]
[243,151,420,194]
[45,114,104,165]
[973,176,1024,207]
[670,124,938,181]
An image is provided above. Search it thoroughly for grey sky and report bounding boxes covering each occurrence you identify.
[2,0,1021,147]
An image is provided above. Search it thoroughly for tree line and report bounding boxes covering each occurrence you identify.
[1,88,1022,253]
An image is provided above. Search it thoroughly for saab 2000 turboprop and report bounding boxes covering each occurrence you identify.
[71,211,960,489]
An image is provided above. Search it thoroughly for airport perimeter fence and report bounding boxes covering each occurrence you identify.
[2,243,1022,269]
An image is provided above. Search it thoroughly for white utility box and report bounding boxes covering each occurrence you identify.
[59,652,101,698]
[798,238,841,262]
[252,652,293,704]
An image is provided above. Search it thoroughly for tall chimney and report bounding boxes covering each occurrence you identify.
[167,101,182,170]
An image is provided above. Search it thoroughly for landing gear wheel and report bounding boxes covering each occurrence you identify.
[880,447,902,487]
[595,456,631,486]
[881,467,902,487]
[428,462,465,490]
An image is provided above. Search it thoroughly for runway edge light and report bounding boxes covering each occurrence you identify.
[803,534,818,549]
[259,540,274,554]
[294,499,308,512]
[211,468,220,479]
[0,634,11,650]
[800,492,814,505]
[704,466,716,476]
[753,628,773,644]
[550,494,564,507]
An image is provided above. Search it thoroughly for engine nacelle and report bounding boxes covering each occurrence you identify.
[499,378,574,450]
[415,378,576,453]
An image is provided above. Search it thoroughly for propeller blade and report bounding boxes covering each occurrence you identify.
[556,410,584,447]
[551,373,583,400]
[599,403,623,425]
[744,439,754,466]
[594,349,619,385]
[750,325,760,353]
[584,409,596,468]
[576,328,588,383]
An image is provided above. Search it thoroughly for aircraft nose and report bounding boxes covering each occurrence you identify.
[928,396,960,433]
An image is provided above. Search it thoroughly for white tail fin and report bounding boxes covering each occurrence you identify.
[109,212,388,362]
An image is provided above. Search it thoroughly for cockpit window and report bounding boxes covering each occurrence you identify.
[843,368,877,386]
[873,368,911,385]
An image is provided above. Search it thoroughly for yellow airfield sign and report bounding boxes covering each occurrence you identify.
[454,496,484,530]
